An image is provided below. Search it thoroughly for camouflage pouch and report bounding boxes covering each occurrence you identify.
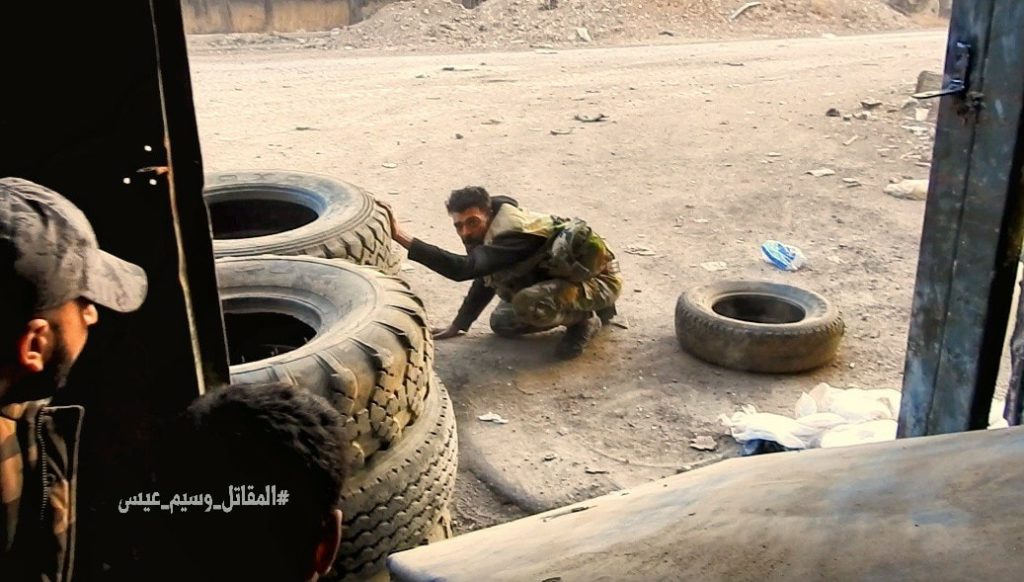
[543,219,609,283]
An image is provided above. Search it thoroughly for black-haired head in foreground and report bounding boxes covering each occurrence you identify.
[165,382,348,582]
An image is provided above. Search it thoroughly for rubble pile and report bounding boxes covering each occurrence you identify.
[191,0,921,53]
[340,0,913,51]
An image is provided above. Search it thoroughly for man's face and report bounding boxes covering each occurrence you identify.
[47,298,98,385]
[450,207,492,248]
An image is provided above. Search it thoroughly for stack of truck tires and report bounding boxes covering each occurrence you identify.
[205,171,457,580]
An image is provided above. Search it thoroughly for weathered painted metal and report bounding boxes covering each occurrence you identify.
[899,0,1024,436]
[390,427,1024,581]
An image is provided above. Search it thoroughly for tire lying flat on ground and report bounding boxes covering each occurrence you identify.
[675,280,844,374]
[334,374,458,581]
[205,171,402,274]
[217,255,433,470]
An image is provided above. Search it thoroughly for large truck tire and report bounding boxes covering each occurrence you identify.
[675,280,844,373]
[217,255,433,470]
[333,375,458,581]
[205,171,402,274]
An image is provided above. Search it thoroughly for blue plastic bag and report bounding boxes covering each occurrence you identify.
[761,240,806,272]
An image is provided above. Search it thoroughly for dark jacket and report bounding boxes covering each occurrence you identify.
[407,196,547,330]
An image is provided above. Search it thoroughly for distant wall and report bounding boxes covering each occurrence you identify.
[182,0,363,33]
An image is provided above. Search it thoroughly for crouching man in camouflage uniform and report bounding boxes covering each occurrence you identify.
[0,178,148,580]
[381,187,622,359]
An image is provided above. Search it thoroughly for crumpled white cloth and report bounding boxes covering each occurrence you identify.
[719,383,1007,450]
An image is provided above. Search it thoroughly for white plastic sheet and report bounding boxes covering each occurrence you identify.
[720,383,1007,452]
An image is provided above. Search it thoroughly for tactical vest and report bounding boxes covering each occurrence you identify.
[483,204,611,300]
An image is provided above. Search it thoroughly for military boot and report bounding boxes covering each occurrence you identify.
[596,304,617,324]
[554,313,603,360]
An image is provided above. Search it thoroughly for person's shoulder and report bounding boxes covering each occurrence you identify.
[490,195,519,212]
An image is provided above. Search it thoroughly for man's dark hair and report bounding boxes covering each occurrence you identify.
[0,239,37,367]
[445,186,492,214]
[163,383,348,581]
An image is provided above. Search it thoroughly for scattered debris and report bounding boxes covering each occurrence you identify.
[550,128,574,135]
[725,62,745,67]
[842,178,862,188]
[729,1,763,21]
[381,162,398,169]
[825,108,841,117]
[455,133,464,139]
[611,321,629,330]
[574,113,608,123]
[576,27,592,42]
[659,30,675,37]
[692,218,710,224]
[902,125,931,137]
[624,244,657,256]
[689,436,718,451]
[916,70,943,96]
[441,66,456,71]
[294,126,316,131]
[766,152,782,157]
[842,114,853,121]
[482,119,502,125]
[761,240,806,272]
[541,506,591,522]
[843,135,861,146]
[860,98,883,110]
[853,112,870,121]
[543,453,558,462]
[884,179,929,201]
[715,383,998,454]
[478,412,510,424]
[540,0,559,10]
[806,168,836,177]
[700,261,728,272]
[915,108,930,122]
[585,467,609,474]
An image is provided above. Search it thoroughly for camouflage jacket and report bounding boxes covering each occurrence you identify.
[483,204,616,300]
[0,400,84,581]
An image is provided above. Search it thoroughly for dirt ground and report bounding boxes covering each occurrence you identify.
[184,27,960,533]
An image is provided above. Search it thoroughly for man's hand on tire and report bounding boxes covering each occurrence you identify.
[376,200,414,248]
[432,325,465,340]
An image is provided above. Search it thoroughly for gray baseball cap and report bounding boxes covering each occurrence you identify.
[0,177,148,313]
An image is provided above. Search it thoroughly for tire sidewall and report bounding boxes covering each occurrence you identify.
[675,280,844,373]
[206,171,374,257]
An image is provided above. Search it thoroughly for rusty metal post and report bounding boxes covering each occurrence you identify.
[898,0,1024,436]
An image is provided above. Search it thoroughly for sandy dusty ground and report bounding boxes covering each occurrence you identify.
[185,29,957,531]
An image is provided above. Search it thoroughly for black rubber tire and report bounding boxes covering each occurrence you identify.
[205,171,402,274]
[217,255,433,470]
[675,280,844,373]
[333,375,458,581]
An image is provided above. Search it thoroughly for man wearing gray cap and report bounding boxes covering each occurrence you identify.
[0,177,148,581]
